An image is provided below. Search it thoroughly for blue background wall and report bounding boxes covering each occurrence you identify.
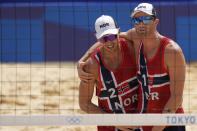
[1,0,197,62]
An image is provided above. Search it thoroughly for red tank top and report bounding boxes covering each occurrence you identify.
[137,37,184,131]
[91,38,138,131]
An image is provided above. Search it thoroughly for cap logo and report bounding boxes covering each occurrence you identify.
[100,23,109,28]
[137,6,146,9]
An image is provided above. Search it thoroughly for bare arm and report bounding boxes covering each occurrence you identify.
[163,41,186,113]
[152,41,186,131]
[78,41,102,63]
[79,57,106,113]
[79,81,106,113]
[77,42,102,82]
[119,28,135,41]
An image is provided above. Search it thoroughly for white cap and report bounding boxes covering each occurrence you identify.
[95,15,118,39]
[131,3,156,18]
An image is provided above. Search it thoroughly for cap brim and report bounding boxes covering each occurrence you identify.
[131,10,153,17]
[96,29,118,39]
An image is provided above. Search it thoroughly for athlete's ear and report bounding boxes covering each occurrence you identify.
[155,19,159,25]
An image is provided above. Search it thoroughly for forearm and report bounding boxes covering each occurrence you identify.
[163,42,185,113]
[80,102,106,114]
[119,29,135,41]
[152,95,183,131]
[79,50,92,63]
[79,79,105,114]
[79,42,102,62]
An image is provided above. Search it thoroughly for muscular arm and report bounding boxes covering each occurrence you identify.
[77,42,102,82]
[120,28,135,41]
[78,41,102,63]
[163,41,186,113]
[79,57,106,113]
[152,41,186,131]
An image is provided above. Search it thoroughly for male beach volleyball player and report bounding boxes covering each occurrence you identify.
[79,15,139,131]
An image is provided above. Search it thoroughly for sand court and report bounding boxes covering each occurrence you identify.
[0,62,196,131]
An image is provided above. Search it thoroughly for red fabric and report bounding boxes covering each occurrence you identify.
[136,37,184,131]
[92,38,138,131]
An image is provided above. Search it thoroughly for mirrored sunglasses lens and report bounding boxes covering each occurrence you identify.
[133,17,153,24]
[108,35,117,41]
[132,18,139,24]
[143,20,152,24]
[135,20,139,24]
[100,35,117,43]
[99,37,106,43]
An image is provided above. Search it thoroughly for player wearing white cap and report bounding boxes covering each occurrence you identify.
[79,15,139,131]
[127,3,186,131]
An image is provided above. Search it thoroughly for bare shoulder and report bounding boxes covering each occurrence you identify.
[165,40,183,55]
[126,28,136,41]
[127,28,140,47]
[127,28,136,34]
[84,56,99,77]
[120,28,136,41]
[164,40,185,66]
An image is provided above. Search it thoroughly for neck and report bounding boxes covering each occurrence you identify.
[100,41,122,71]
[141,32,161,52]
[101,43,122,70]
[102,44,121,59]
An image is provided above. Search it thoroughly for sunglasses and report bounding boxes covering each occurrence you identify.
[99,34,117,43]
[132,17,154,25]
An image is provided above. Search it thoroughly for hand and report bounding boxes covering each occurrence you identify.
[77,61,94,83]
[116,126,140,131]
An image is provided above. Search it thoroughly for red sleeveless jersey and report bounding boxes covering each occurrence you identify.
[137,37,184,131]
[91,38,138,131]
